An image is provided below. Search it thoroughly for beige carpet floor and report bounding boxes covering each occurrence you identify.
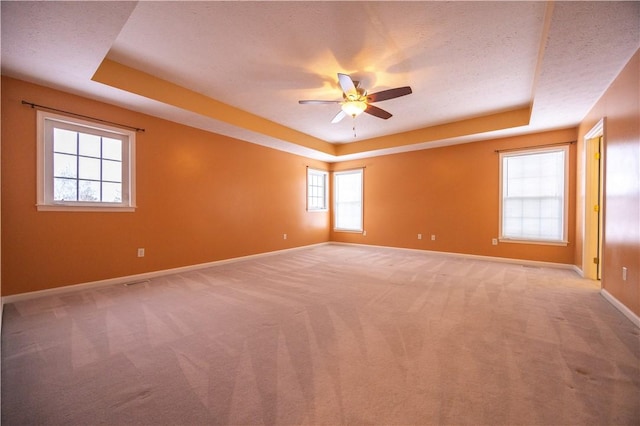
[2,244,639,425]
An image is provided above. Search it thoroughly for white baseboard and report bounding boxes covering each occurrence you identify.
[0,242,596,305]
[2,242,330,305]
[600,289,640,328]
[572,265,585,277]
[330,242,579,271]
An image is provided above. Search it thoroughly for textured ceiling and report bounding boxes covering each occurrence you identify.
[2,1,639,162]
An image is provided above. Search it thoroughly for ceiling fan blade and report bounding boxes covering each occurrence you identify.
[299,100,341,104]
[365,104,392,120]
[367,86,412,103]
[338,73,358,98]
[331,110,347,124]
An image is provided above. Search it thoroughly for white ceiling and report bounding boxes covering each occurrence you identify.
[2,1,639,162]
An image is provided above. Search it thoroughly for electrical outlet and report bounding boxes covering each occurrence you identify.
[431,235,436,241]
[363,230,367,236]
[418,233,422,240]
[283,233,287,240]
[137,248,145,257]
[622,267,627,281]
[492,238,498,245]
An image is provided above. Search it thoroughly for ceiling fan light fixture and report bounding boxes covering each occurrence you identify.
[341,101,367,117]
[299,73,411,124]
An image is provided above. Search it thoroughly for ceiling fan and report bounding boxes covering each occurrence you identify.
[299,73,412,123]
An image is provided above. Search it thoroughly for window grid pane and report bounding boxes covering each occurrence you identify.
[53,128,77,154]
[307,169,327,211]
[52,128,123,203]
[334,170,363,231]
[501,148,566,242]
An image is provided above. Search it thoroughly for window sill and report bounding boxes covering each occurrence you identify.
[499,238,569,247]
[333,228,364,233]
[37,204,136,212]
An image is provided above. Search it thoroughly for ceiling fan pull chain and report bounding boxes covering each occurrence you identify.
[353,119,357,138]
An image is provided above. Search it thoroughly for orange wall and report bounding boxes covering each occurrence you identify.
[1,77,330,296]
[576,49,639,316]
[0,75,596,298]
[330,128,578,265]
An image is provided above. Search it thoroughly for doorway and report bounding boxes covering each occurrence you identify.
[584,120,604,281]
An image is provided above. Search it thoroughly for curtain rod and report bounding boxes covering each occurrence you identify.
[495,141,574,154]
[308,165,367,172]
[21,101,145,132]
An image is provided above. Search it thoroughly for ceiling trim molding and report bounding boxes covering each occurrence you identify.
[335,106,532,156]
[93,59,535,161]
[92,58,337,156]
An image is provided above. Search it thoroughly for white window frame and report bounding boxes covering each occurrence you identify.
[307,168,328,211]
[499,145,569,245]
[37,110,136,212]
[334,168,364,233]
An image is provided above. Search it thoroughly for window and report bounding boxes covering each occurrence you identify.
[307,168,328,211]
[500,146,568,244]
[37,111,136,211]
[334,169,363,232]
